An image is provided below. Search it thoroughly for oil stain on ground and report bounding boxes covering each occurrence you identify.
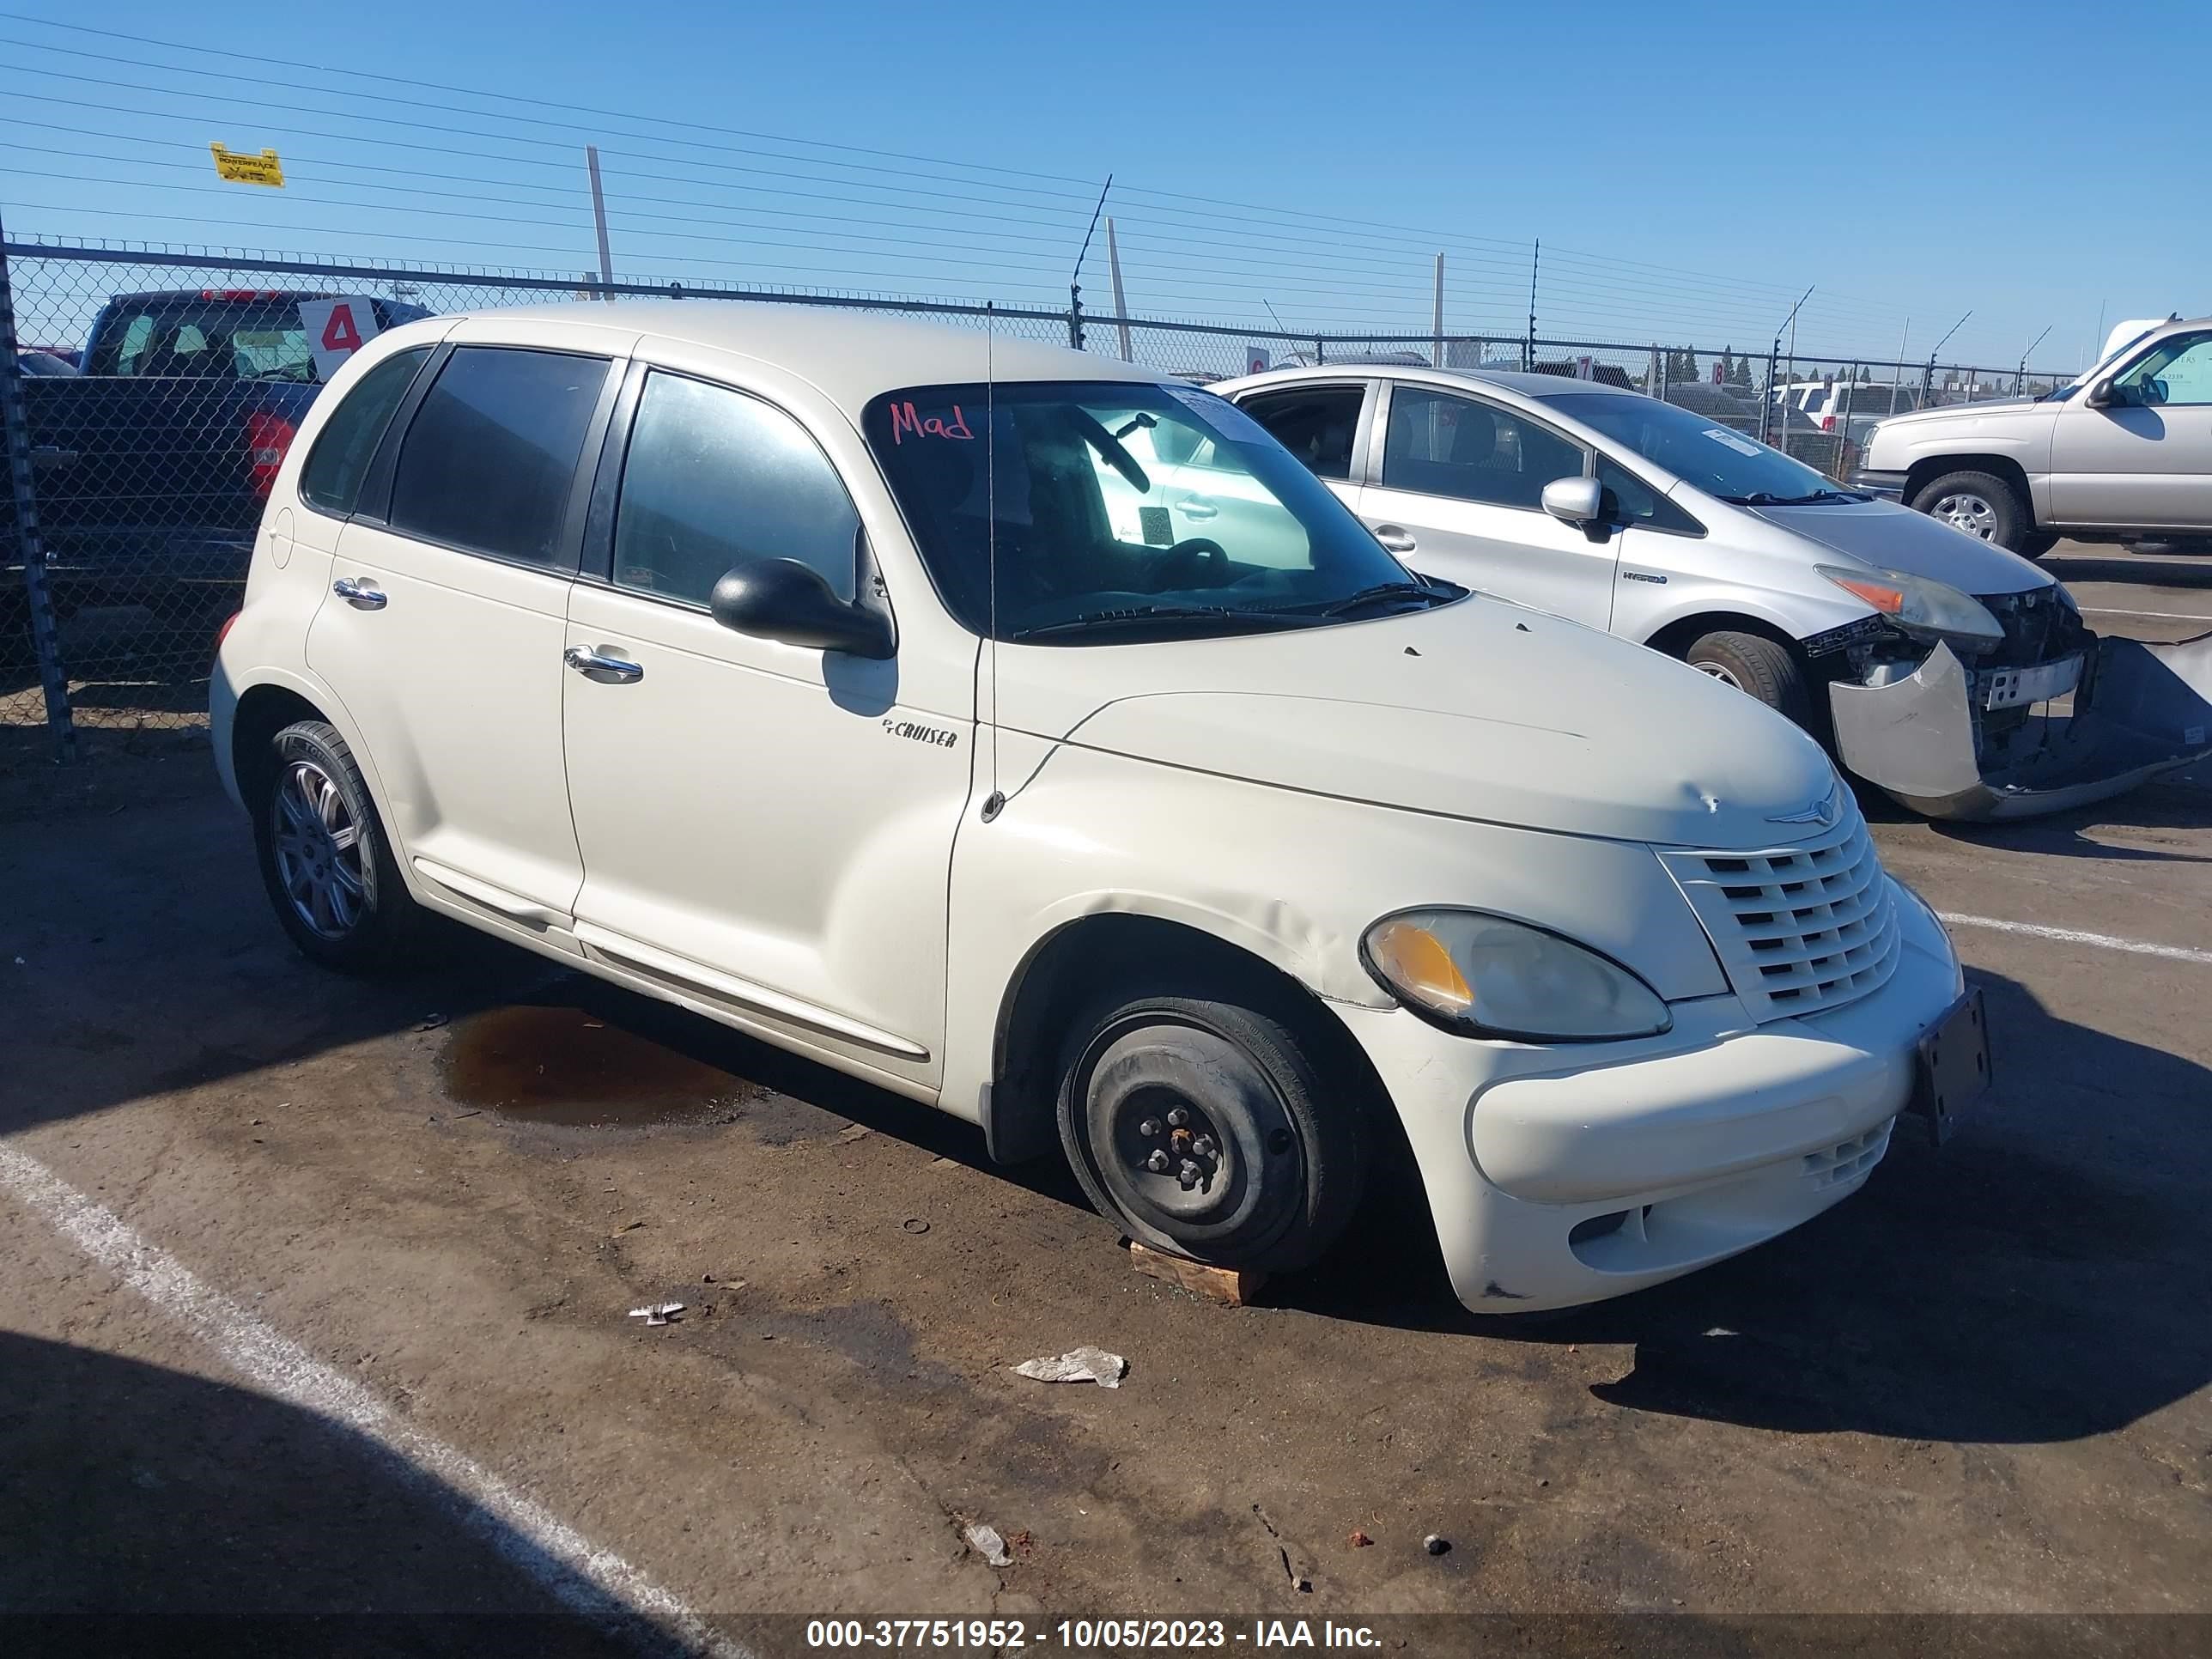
[439,1002,765,1127]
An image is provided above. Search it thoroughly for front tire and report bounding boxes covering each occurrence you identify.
[1683,629,1812,726]
[1912,469,2034,552]
[251,719,422,973]
[1055,978,1368,1273]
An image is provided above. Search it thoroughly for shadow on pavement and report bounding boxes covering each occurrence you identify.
[2049,553,2212,591]
[1281,968,2212,1446]
[0,1328,693,1655]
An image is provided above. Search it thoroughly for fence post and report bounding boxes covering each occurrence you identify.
[1759,343,1779,443]
[0,212,78,763]
[1314,337,1324,368]
[1067,292,1083,350]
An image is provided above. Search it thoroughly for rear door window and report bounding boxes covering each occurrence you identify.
[387,347,611,567]
[300,347,433,518]
[1237,386,1364,480]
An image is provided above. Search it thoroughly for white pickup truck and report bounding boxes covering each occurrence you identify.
[1855,313,2211,557]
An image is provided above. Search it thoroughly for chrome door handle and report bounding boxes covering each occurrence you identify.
[564,644,643,684]
[332,577,386,610]
[1177,496,1220,521]
[1372,524,1418,553]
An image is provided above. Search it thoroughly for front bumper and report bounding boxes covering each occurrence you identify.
[1337,881,1964,1314]
[1849,468,1907,501]
[1829,633,2212,820]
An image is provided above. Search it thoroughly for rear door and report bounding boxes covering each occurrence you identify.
[1355,382,1617,629]
[307,328,627,920]
[2049,330,2212,530]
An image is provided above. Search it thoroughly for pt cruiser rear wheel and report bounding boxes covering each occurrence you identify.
[252,720,423,973]
[1055,979,1367,1273]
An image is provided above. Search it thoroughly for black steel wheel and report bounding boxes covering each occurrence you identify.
[1055,980,1367,1272]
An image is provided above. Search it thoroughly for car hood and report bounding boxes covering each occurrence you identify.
[1747,497,2051,595]
[1876,398,2046,428]
[997,597,1839,850]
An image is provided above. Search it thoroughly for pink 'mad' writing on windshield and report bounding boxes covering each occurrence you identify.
[889,401,975,443]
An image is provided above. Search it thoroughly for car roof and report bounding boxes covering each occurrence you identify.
[1216,362,1637,404]
[445,300,1162,414]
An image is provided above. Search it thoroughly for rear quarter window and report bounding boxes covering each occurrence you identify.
[299,347,433,519]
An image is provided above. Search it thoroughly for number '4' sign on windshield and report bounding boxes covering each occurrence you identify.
[298,296,385,382]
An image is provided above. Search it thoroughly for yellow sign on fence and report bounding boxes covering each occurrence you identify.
[209,145,284,187]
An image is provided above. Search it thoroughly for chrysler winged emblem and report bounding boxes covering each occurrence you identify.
[1769,784,1842,829]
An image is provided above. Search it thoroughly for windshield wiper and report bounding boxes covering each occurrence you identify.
[1723,489,1868,506]
[1007,605,1313,642]
[1267,579,1448,619]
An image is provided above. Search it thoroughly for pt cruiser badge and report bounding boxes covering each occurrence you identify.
[884,718,959,749]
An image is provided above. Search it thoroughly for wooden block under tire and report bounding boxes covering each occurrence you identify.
[1127,1241,1267,1306]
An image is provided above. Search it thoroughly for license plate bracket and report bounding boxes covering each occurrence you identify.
[1912,986,1992,1146]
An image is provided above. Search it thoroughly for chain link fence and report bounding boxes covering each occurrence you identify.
[2,240,2080,782]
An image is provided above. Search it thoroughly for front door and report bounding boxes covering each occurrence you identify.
[306,341,617,918]
[558,365,969,1087]
[1355,383,1616,629]
[2050,330,2212,530]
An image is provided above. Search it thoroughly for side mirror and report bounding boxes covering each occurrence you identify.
[709,558,894,659]
[1540,475,1604,526]
[2085,377,2118,409]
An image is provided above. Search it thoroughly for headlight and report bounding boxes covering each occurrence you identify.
[1817,562,2004,654]
[1361,909,1672,1042]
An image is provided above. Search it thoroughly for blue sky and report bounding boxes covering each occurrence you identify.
[1,0,2198,369]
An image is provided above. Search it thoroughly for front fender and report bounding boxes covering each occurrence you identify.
[935,738,1729,1127]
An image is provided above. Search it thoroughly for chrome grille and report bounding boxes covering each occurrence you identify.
[1658,805,1901,1023]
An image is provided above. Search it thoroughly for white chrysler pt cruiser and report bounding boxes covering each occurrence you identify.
[211,302,1988,1313]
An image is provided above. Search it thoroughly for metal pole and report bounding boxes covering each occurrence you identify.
[1889,319,1909,416]
[1760,342,1779,444]
[1105,217,1132,363]
[1523,240,1539,372]
[1431,252,1444,369]
[585,147,616,301]
[1655,344,1668,404]
[1069,175,1110,354]
[1925,311,1970,409]
[0,211,78,762]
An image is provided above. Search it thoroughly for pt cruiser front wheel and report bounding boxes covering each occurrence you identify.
[1054,979,1368,1273]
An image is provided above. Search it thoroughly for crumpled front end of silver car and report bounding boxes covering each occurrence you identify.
[1827,620,2212,821]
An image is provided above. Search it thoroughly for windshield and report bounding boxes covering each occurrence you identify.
[866,380,1455,642]
[1543,392,1861,505]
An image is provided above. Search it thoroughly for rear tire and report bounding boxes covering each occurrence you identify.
[251,719,423,974]
[1911,469,2034,552]
[1683,629,1812,726]
[2014,532,2057,560]
[1054,975,1368,1273]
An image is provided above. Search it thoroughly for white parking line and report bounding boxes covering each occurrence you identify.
[0,1142,745,1659]
[2080,607,2212,623]
[1936,912,2212,967]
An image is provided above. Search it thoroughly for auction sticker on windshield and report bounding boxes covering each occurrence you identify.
[1163,386,1275,446]
[1702,427,1765,457]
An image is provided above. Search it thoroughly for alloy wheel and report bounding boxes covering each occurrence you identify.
[271,758,367,939]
